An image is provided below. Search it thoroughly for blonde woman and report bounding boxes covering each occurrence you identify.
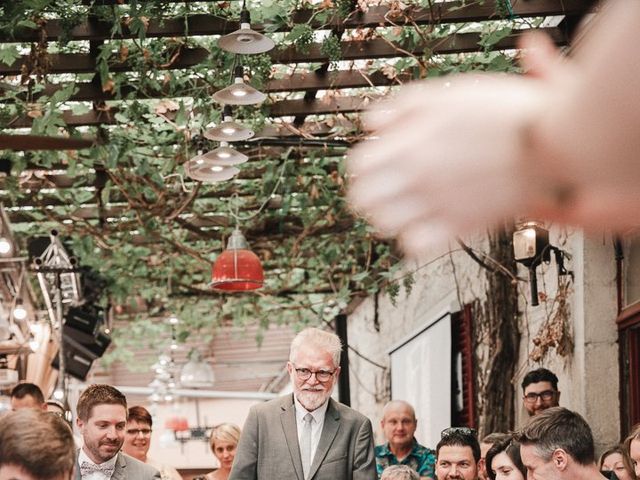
[196,423,242,480]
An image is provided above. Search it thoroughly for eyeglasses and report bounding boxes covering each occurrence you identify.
[126,428,152,436]
[523,390,556,403]
[441,427,477,438]
[293,366,336,382]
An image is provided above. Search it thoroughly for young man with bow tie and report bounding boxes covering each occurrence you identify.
[75,384,160,480]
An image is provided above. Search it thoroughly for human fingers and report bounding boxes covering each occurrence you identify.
[363,77,458,132]
[396,219,457,257]
[519,31,562,78]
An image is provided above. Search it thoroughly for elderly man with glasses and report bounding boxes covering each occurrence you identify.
[230,327,377,480]
[122,406,181,480]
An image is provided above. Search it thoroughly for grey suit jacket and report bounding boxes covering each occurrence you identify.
[229,395,377,480]
[75,451,161,480]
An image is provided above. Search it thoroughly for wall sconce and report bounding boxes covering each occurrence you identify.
[513,222,572,306]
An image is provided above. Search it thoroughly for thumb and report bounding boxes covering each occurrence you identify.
[519,31,562,78]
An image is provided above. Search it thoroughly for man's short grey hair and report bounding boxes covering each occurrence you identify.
[382,400,416,421]
[381,465,420,480]
[289,327,342,367]
[514,407,595,465]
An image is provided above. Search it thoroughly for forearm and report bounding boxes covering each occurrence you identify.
[533,0,640,188]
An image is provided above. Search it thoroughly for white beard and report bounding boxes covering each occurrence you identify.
[295,388,330,411]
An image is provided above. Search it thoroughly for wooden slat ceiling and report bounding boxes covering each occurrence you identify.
[0,0,594,392]
[1,0,591,132]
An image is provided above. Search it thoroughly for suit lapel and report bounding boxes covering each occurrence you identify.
[307,399,340,480]
[110,452,126,480]
[281,395,305,480]
[75,459,82,480]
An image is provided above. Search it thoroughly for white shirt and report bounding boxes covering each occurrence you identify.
[78,448,118,480]
[294,396,328,467]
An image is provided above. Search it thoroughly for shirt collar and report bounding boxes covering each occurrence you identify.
[79,447,119,470]
[382,438,420,457]
[293,395,329,424]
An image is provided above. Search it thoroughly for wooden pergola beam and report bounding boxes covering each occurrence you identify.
[0,27,566,77]
[0,0,590,43]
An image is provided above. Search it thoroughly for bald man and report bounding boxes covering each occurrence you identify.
[375,401,435,480]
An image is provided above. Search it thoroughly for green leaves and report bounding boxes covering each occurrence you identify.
[0,45,19,66]
[287,24,314,53]
[478,26,513,49]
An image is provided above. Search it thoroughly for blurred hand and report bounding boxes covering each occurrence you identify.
[348,27,640,255]
[348,33,559,254]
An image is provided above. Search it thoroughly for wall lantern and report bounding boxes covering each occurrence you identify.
[210,228,263,292]
[513,221,572,306]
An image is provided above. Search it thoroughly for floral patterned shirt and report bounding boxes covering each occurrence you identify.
[375,438,436,479]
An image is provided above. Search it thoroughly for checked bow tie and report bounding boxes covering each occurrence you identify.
[79,460,115,478]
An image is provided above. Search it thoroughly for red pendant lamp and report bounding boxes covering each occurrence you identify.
[210,228,264,291]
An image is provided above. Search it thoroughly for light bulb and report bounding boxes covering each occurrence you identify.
[13,304,27,320]
[53,389,64,400]
[168,316,179,325]
[170,342,179,351]
[196,158,204,165]
[0,237,11,255]
[29,322,42,335]
[211,166,224,172]
[222,126,237,135]
[29,338,40,352]
[232,89,248,98]
[236,34,254,43]
[216,151,231,159]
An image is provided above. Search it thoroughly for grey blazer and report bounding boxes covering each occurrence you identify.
[229,395,377,480]
[75,451,161,480]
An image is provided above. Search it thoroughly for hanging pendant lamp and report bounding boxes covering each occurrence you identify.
[202,142,248,166]
[204,106,255,142]
[218,6,275,55]
[210,228,264,292]
[185,156,240,182]
[213,66,267,106]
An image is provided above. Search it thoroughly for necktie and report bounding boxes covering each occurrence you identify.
[300,413,314,479]
[79,461,115,478]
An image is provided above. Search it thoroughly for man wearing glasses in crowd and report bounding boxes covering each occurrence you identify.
[435,428,479,480]
[521,368,560,417]
[230,327,377,480]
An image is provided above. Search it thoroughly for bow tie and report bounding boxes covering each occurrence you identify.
[79,460,115,478]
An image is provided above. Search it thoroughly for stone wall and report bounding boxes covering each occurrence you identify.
[347,227,621,451]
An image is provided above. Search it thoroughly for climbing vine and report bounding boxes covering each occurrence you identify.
[0,0,539,364]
